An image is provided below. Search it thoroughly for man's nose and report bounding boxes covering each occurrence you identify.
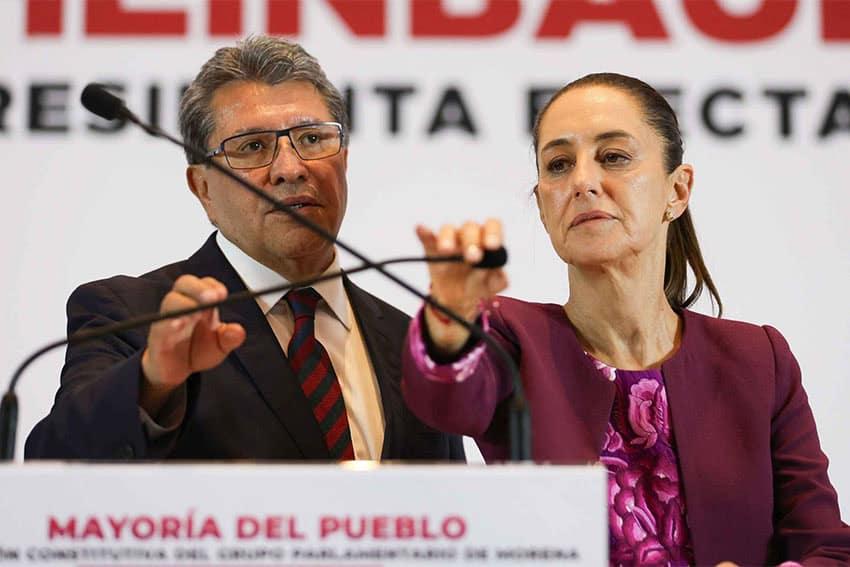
[269,138,308,184]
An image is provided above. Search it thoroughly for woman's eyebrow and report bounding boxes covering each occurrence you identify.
[540,130,636,153]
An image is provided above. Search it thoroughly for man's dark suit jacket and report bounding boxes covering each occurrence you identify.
[25,234,464,461]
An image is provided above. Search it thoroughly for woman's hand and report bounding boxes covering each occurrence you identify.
[416,219,509,354]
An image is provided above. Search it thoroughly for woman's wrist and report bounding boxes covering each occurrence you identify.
[426,301,454,325]
[423,299,475,355]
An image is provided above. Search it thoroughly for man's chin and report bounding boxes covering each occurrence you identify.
[268,233,335,260]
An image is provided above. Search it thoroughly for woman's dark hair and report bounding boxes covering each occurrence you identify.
[532,72,722,316]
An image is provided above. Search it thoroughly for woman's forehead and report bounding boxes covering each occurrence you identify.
[540,85,649,142]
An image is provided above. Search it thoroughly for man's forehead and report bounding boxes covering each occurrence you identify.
[209,80,331,134]
[211,80,326,110]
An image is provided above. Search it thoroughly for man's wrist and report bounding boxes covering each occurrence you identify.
[139,350,181,416]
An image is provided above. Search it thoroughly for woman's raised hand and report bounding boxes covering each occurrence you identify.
[415,219,509,354]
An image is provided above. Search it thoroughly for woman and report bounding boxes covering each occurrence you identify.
[401,73,850,566]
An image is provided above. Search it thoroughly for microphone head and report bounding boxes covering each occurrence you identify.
[475,246,508,269]
[81,83,126,121]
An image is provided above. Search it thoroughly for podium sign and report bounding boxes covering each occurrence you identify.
[0,463,607,566]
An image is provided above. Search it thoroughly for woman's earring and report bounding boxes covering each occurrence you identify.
[665,209,676,222]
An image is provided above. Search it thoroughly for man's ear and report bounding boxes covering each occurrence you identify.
[668,163,694,218]
[533,184,550,234]
[186,165,216,225]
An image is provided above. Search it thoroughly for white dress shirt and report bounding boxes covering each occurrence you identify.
[216,233,385,460]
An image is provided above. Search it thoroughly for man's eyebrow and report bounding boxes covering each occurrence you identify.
[229,126,273,136]
[287,115,322,127]
[228,117,322,137]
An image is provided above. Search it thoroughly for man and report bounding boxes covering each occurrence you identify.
[25,35,464,462]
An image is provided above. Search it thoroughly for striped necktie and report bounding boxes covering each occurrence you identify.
[285,287,355,460]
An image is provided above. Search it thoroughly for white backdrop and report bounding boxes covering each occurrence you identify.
[1,1,848,518]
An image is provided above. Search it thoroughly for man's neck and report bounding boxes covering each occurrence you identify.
[267,250,336,283]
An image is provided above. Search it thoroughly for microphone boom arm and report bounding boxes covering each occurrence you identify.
[0,86,531,462]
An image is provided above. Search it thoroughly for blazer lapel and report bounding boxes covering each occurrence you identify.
[661,310,723,565]
[557,311,618,457]
[185,234,329,459]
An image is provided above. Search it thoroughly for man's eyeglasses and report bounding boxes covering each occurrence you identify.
[205,122,344,170]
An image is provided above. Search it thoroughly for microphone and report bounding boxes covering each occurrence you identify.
[81,83,157,136]
[0,84,527,462]
[470,247,507,269]
[80,83,126,121]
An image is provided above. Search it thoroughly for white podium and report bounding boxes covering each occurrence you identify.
[0,463,607,566]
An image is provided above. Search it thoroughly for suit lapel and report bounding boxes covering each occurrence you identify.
[343,277,404,459]
[185,234,329,459]
[661,310,719,565]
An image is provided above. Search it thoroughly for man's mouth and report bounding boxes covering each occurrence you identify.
[275,194,320,211]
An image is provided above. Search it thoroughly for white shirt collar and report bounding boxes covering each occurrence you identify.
[215,232,351,330]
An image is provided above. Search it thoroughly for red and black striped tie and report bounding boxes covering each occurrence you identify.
[285,288,355,460]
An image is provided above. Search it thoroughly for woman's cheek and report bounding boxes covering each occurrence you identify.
[539,188,569,230]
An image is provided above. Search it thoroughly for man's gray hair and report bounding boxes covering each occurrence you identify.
[178,35,348,164]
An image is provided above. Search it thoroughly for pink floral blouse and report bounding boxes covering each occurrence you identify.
[586,355,694,566]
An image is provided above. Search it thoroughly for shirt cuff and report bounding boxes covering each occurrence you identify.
[139,384,187,440]
[409,304,489,384]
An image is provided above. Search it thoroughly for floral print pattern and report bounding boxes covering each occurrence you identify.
[589,355,694,566]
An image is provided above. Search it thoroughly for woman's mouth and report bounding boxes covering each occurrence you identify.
[569,211,615,228]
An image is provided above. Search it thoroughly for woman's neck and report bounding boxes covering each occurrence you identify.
[565,262,681,371]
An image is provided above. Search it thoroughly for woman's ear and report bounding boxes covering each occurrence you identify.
[668,164,694,218]
[533,184,550,233]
